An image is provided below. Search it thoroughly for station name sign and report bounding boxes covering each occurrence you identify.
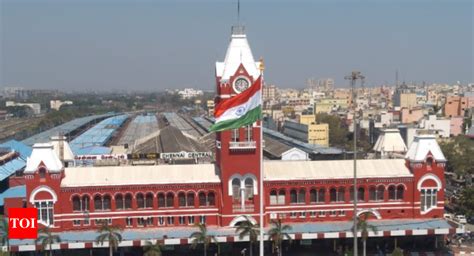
[160,151,212,159]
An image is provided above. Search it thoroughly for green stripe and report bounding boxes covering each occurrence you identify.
[209,106,262,132]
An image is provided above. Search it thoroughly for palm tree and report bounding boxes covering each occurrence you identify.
[268,219,292,256]
[143,240,163,256]
[95,221,123,256]
[0,218,9,255]
[235,216,259,256]
[354,212,378,256]
[190,223,217,256]
[36,227,61,256]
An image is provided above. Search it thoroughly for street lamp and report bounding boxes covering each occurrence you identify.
[344,71,365,256]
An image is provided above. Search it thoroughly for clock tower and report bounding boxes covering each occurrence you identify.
[215,25,263,226]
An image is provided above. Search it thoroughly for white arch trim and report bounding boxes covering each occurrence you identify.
[417,173,442,191]
[228,173,258,196]
[229,215,258,227]
[357,209,382,220]
[29,185,58,203]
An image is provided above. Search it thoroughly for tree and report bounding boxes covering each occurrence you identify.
[315,113,350,148]
[391,247,404,256]
[439,136,474,176]
[268,219,292,256]
[36,227,61,256]
[189,223,218,256]
[0,218,9,255]
[353,212,378,256]
[235,216,259,256]
[458,187,474,218]
[95,221,123,256]
[143,240,163,256]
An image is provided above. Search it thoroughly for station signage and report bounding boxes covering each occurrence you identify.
[160,151,212,159]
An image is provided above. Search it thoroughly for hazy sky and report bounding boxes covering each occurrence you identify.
[1,0,473,91]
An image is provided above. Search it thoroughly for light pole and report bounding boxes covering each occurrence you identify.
[344,71,365,256]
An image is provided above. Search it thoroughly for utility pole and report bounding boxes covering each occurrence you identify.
[344,71,365,256]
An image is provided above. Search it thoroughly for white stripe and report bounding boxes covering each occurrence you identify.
[215,90,261,123]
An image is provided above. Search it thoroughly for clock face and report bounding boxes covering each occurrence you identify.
[233,77,250,93]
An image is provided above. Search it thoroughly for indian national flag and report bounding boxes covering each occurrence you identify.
[210,76,262,132]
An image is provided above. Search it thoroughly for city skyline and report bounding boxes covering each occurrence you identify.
[1,0,473,91]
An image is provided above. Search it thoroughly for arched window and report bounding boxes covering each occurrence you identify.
[358,187,365,202]
[145,193,154,208]
[318,188,325,203]
[350,186,355,201]
[199,192,206,206]
[244,178,254,201]
[103,195,111,210]
[369,186,376,201]
[232,178,241,200]
[396,185,404,200]
[39,168,46,179]
[82,196,90,211]
[310,189,317,203]
[72,196,81,211]
[377,185,385,201]
[178,192,186,207]
[337,187,345,202]
[298,188,306,203]
[94,195,102,211]
[166,192,174,207]
[426,157,433,167]
[158,193,165,208]
[278,190,286,205]
[115,194,124,210]
[290,189,297,204]
[187,192,195,207]
[208,192,215,206]
[136,193,145,209]
[388,185,396,200]
[270,190,278,205]
[330,188,337,202]
[124,194,132,209]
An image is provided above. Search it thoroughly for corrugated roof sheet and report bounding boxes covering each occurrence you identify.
[0,185,26,206]
[0,140,32,158]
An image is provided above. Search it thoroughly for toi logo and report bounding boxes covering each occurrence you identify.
[8,208,38,239]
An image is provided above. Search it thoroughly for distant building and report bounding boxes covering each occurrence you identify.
[50,100,73,111]
[206,100,215,116]
[420,115,451,138]
[177,88,203,99]
[282,120,329,147]
[444,96,469,117]
[393,83,417,109]
[401,107,424,124]
[5,101,41,115]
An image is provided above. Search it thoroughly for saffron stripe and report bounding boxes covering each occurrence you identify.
[214,76,261,118]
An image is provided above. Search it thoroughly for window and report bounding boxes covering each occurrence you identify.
[208,192,216,206]
[290,212,297,218]
[146,217,153,226]
[358,187,365,202]
[421,189,437,212]
[310,211,316,218]
[94,195,102,211]
[115,194,124,210]
[318,211,326,217]
[339,210,346,216]
[167,216,174,225]
[124,194,132,209]
[199,192,207,206]
[232,178,241,201]
[396,185,404,200]
[310,189,317,203]
[330,188,337,202]
[376,186,384,201]
[426,157,433,167]
[278,190,286,205]
[82,196,90,211]
[270,190,278,205]
[145,193,154,208]
[179,216,186,225]
[298,189,306,203]
[126,217,133,227]
[72,196,81,211]
[246,125,253,141]
[369,187,376,201]
[166,193,174,207]
[103,195,111,210]
[232,129,240,142]
[158,193,166,208]
[388,186,396,200]
[137,193,145,208]
[73,220,81,226]
[187,192,195,207]
[299,211,306,218]
[39,168,46,179]
[245,178,254,201]
[84,218,90,226]
[200,215,206,224]
[137,218,145,227]
[337,187,345,202]
[188,216,195,225]
[290,189,297,204]
[158,217,164,226]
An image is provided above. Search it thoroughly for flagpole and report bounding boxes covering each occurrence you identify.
[259,58,265,256]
